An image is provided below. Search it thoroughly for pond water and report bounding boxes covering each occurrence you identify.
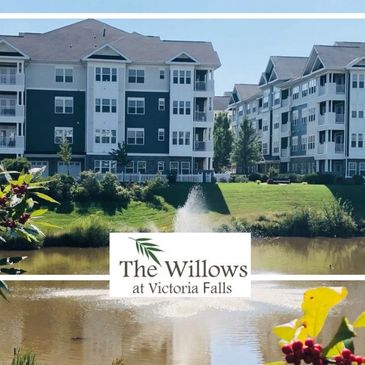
[1,236,365,274]
[1,281,365,365]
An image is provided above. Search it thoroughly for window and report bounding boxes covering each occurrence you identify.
[160,70,165,80]
[185,131,190,145]
[273,91,281,105]
[172,131,178,145]
[273,140,279,153]
[158,98,165,111]
[301,136,307,151]
[359,162,365,176]
[125,161,134,174]
[54,127,73,144]
[158,128,165,141]
[137,161,146,174]
[179,131,184,145]
[172,70,191,84]
[128,69,144,83]
[179,101,184,114]
[263,121,269,132]
[360,74,365,88]
[291,136,298,152]
[55,97,73,114]
[308,135,315,150]
[263,96,269,108]
[127,98,145,115]
[359,133,364,148]
[95,129,117,144]
[352,74,358,88]
[170,161,179,174]
[352,105,357,119]
[352,133,357,148]
[94,160,116,174]
[292,86,299,100]
[157,161,164,172]
[127,128,144,145]
[308,108,316,122]
[95,98,116,113]
[185,101,191,115]
[181,161,190,175]
[360,106,364,119]
[292,110,299,126]
[302,83,308,97]
[173,101,178,114]
[274,121,279,129]
[309,79,316,94]
[55,68,73,83]
[95,67,117,82]
[262,142,268,155]
[348,162,357,177]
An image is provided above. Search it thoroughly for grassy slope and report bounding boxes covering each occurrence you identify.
[39,183,365,233]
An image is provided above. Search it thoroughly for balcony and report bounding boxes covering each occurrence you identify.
[318,83,345,96]
[0,72,16,85]
[281,98,289,107]
[318,144,325,154]
[194,141,213,151]
[0,136,24,152]
[195,81,207,91]
[194,111,207,122]
[0,71,24,91]
[335,143,344,153]
[280,148,289,157]
[318,112,345,127]
[281,123,289,133]
[317,142,344,155]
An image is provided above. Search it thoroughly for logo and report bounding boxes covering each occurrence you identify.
[110,233,251,298]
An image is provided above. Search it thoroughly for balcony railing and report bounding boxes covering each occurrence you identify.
[0,136,24,149]
[318,144,325,154]
[194,141,213,151]
[0,73,16,85]
[195,81,207,91]
[335,113,344,124]
[281,123,289,133]
[281,148,288,157]
[194,111,207,122]
[335,143,344,153]
[336,84,345,93]
[281,98,289,107]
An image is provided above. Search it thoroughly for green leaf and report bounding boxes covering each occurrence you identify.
[30,209,48,217]
[324,317,356,357]
[148,250,161,266]
[135,238,152,242]
[0,280,9,301]
[32,192,60,205]
[0,256,27,266]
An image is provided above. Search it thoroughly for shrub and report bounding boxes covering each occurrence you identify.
[99,173,119,200]
[47,174,76,202]
[73,170,101,201]
[303,173,336,185]
[2,157,31,172]
[229,174,248,183]
[352,174,364,185]
[268,166,279,178]
[44,215,110,247]
[12,349,37,365]
[248,172,261,182]
[167,171,177,184]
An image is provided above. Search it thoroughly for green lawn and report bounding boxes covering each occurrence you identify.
[38,182,365,233]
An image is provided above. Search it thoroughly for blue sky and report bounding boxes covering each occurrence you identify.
[2,0,365,95]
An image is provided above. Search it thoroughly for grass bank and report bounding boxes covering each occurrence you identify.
[3,182,365,248]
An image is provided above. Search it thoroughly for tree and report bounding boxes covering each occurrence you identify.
[1,157,31,172]
[58,137,72,175]
[231,118,261,174]
[109,142,128,172]
[213,112,233,172]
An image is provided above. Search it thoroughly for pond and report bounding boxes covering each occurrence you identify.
[1,236,365,274]
[0,281,364,365]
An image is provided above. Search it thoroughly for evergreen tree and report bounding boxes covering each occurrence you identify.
[213,112,233,172]
[231,118,261,174]
[109,142,128,172]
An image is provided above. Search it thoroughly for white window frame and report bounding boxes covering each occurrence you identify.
[55,67,73,83]
[158,128,165,141]
[158,98,165,111]
[127,128,144,145]
[54,127,73,144]
[181,161,190,175]
[55,96,73,114]
[127,97,145,115]
[159,69,165,80]
[359,162,365,176]
[94,160,116,174]
[348,162,357,177]
[137,161,147,174]
[95,129,117,144]
[125,161,134,174]
[128,68,145,83]
[157,161,165,172]
[170,161,179,174]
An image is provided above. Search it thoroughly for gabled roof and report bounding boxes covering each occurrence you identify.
[232,83,259,103]
[214,96,230,111]
[0,19,220,67]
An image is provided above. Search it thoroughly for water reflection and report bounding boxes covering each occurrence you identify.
[253,237,365,274]
[1,281,365,365]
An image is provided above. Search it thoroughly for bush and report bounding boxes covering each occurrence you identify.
[99,173,119,200]
[303,173,336,185]
[268,166,279,178]
[1,157,31,172]
[229,174,248,183]
[167,171,177,184]
[73,170,101,201]
[44,215,110,247]
[352,174,364,185]
[47,174,76,202]
[248,173,268,182]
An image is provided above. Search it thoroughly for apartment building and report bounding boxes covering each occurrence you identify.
[229,42,365,177]
[0,19,220,177]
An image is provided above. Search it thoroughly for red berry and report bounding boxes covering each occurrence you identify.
[342,348,352,359]
[334,355,342,363]
[281,344,292,355]
[355,355,363,364]
[292,340,303,351]
[285,354,295,363]
[305,338,314,347]
[303,354,313,364]
[314,344,323,352]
